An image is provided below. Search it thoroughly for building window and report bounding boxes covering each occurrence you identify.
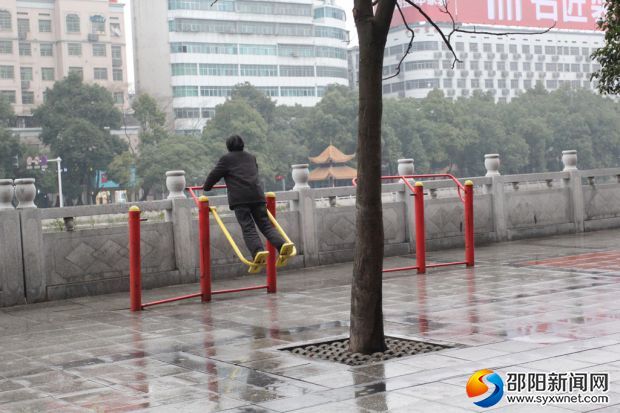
[313,6,345,19]
[199,86,232,97]
[498,79,507,88]
[470,78,479,88]
[171,63,197,76]
[94,68,108,80]
[114,92,124,104]
[113,69,123,81]
[239,64,277,77]
[510,62,518,71]
[66,14,80,33]
[239,44,277,56]
[90,15,105,34]
[484,61,493,70]
[280,87,315,97]
[92,43,106,57]
[524,79,532,89]
[279,65,314,77]
[443,78,453,88]
[201,108,216,118]
[546,79,558,88]
[406,79,440,89]
[199,63,238,76]
[38,19,51,32]
[523,62,531,71]
[0,40,12,54]
[0,10,11,31]
[68,66,83,79]
[111,45,122,67]
[110,21,121,37]
[21,91,34,104]
[174,107,200,119]
[256,87,278,97]
[496,43,504,53]
[172,86,199,97]
[511,79,519,89]
[314,26,348,41]
[170,42,237,55]
[497,61,505,71]
[40,42,53,56]
[17,18,29,37]
[19,42,31,56]
[0,90,16,103]
[509,44,517,54]
[68,43,82,56]
[41,67,54,81]
[278,44,313,57]
[315,46,346,59]
[316,66,348,78]
[455,42,464,51]
[457,78,466,88]
[485,79,494,88]
[483,43,492,52]
[20,67,33,81]
[469,43,478,52]
[522,44,530,54]
[545,45,555,54]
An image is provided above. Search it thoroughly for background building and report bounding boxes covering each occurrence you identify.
[351,0,603,101]
[0,0,129,127]
[133,0,350,133]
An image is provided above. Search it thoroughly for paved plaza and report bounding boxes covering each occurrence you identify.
[2,230,620,412]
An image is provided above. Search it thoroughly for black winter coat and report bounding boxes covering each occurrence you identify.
[203,151,265,209]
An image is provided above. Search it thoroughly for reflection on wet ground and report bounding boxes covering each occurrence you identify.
[2,229,620,411]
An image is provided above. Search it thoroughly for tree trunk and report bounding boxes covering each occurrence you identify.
[349,1,394,354]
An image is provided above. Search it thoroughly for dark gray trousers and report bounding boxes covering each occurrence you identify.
[234,203,285,258]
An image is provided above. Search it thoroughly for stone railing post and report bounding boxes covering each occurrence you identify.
[20,206,45,303]
[15,178,37,209]
[291,164,310,190]
[166,170,187,199]
[0,207,25,306]
[562,150,584,233]
[395,158,416,252]
[290,164,319,267]
[484,154,507,241]
[0,179,15,210]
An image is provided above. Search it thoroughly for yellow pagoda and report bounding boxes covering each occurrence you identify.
[308,144,357,187]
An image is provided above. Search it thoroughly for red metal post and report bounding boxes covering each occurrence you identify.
[129,206,142,311]
[266,192,277,293]
[464,180,475,267]
[199,196,212,302]
[414,182,426,274]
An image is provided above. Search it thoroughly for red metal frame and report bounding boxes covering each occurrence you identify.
[352,174,474,274]
[129,186,278,311]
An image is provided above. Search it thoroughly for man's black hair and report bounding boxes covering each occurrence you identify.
[226,135,245,152]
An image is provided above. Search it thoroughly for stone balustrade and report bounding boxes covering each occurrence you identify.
[1,150,620,308]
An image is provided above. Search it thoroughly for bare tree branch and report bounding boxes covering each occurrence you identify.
[384,0,556,74]
[383,2,415,81]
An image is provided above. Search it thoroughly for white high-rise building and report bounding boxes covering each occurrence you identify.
[357,0,604,101]
[132,0,350,133]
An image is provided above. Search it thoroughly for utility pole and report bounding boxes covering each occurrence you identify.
[48,157,64,207]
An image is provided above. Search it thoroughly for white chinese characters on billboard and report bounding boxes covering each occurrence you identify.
[393,0,602,30]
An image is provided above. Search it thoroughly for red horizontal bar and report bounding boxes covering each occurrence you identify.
[383,265,419,273]
[426,261,468,268]
[142,292,202,308]
[212,285,268,295]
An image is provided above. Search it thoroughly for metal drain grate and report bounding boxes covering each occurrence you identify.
[280,336,451,366]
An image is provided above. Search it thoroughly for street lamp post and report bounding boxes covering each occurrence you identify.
[48,157,64,208]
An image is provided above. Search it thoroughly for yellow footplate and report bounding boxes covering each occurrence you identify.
[249,251,269,273]
[276,242,296,268]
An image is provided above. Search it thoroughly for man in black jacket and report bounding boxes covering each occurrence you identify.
[203,135,291,263]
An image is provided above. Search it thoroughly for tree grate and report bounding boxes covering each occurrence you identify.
[280,336,452,366]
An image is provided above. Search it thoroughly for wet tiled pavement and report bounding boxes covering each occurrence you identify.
[2,229,620,412]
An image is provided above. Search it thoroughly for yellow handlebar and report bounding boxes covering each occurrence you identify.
[209,207,254,267]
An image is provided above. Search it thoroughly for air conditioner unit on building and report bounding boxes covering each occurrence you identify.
[501,53,508,60]
[487,53,495,59]
[515,72,522,78]
[18,31,28,40]
[539,72,546,78]
[501,71,509,78]
[447,89,455,96]
[434,70,443,77]
[475,70,482,77]
[502,88,509,96]
[488,70,496,76]
[21,81,30,90]
[576,55,583,62]
[553,72,560,78]
[577,72,584,78]
[434,52,442,59]
[552,55,560,61]
[461,70,469,77]
[526,54,534,60]
[527,72,534,78]
[474,52,481,59]
[460,52,468,59]
[461,89,470,96]
[447,69,455,77]
[537,55,545,61]
[88,33,99,42]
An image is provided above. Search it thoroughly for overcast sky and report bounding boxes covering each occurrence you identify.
[120,0,357,93]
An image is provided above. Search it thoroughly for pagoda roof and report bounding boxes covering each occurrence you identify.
[309,144,355,164]
[308,165,357,181]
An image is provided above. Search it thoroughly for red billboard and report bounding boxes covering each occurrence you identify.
[392,0,602,31]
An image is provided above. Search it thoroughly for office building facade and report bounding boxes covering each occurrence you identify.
[351,0,604,101]
[133,0,350,133]
[0,0,129,127]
